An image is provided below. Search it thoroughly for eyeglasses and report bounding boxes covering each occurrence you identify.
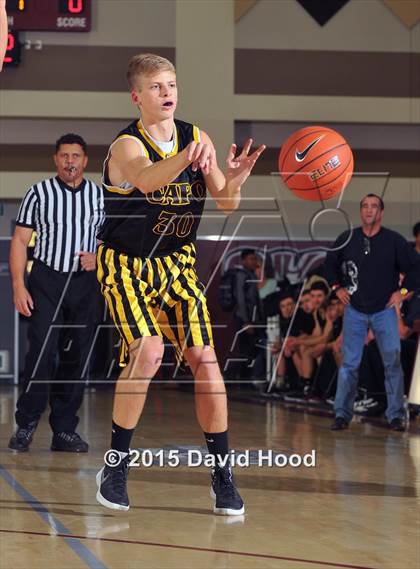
[363,237,370,256]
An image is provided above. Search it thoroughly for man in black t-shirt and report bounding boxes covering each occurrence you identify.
[285,282,335,396]
[325,194,420,431]
[228,249,264,383]
[290,289,315,337]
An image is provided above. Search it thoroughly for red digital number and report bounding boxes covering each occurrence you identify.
[4,33,15,63]
[68,0,83,13]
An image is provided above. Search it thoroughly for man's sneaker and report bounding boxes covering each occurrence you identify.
[260,389,275,398]
[96,455,130,511]
[210,465,245,516]
[355,398,386,417]
[354,395,380,412]
[304,383,322,403]
[284,390,305,402]
[330,417,349,431]
[303,382,313,396]
[306,394,323,404]
[354,397,374,412]
[8,421,38,452]
[284,379,310,402]
[260,387,281,399]
[51,432,88,452]
[389,418,405,432]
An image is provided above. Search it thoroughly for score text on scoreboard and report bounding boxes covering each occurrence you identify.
[6,0,91,31]
[3,30,21,66]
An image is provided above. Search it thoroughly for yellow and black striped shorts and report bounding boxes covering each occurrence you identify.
[97,242,214,366]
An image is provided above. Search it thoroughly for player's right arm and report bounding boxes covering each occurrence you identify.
[10,226,34,316]
[109,138,212,194]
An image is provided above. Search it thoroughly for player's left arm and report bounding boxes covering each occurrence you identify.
[200,131,265,215]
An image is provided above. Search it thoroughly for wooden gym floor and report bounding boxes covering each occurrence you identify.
[0,386,418,569]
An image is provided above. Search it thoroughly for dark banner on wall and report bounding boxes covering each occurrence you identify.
[194,238,329,374]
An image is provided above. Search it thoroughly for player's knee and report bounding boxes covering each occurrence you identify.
[186,347,217,371]
[128,337,164,377]
[190,355,221,378]
[135,351,163,375]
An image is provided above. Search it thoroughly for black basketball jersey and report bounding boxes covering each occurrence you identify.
[98,118,207,257]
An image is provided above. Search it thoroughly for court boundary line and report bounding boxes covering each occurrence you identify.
[0,465,108,569]
[0,528,381,569]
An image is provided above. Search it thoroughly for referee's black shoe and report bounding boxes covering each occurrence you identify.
[211,465,245,516]
[51,431,89,452]
[96,455,130,511]
[8,421,38,452]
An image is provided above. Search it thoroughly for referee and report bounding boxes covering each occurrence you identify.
[8,134,104,452]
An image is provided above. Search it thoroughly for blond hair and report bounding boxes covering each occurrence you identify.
[127,53,176,91]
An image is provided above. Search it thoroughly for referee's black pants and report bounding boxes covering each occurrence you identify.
[15,260,97,433]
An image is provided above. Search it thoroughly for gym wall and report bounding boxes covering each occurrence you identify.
[1,0,419,239]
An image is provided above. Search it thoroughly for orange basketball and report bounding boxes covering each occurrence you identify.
[278,126,354,201]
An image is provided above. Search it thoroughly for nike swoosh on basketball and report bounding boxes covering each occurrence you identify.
[295,136,324,162]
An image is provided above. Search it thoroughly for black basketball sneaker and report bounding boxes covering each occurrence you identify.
[8,421,38,452]
[51,432,89,452]
[210,465,245,516]
[96,454,130,511]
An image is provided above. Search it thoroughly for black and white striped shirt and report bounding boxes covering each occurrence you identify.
[16,176,105,273]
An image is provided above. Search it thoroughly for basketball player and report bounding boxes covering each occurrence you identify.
[95,53,265,514]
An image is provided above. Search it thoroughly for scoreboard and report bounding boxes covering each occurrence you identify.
[6,0,91,31]
[3,0,91,66]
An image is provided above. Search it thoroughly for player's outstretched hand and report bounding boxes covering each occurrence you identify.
[225,138,265,190]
